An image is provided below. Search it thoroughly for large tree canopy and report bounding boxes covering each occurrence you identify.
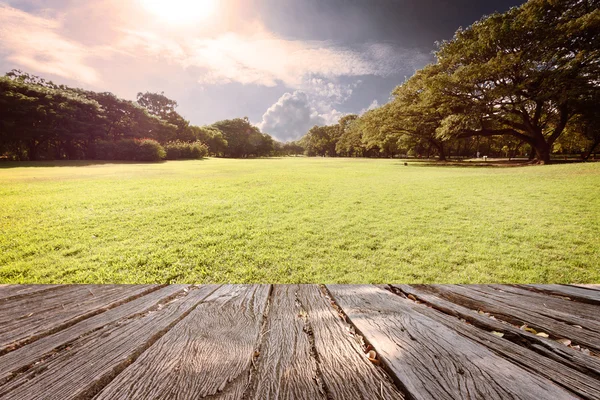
[432,0,600,163]
[294,0,599,162]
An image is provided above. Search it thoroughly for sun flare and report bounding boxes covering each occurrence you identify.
[140,0,218,24]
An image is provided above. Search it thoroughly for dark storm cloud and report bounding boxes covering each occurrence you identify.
[247,0,526,49]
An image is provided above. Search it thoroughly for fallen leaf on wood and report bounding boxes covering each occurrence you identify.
[407,294,417,301]
[520,324,537,334]
[536,332,550,338]
[556,338,571,346]
[367,350,380,364]
[491,331,504,338]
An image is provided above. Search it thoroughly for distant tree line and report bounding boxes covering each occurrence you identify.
[296,0,600,163]
[0,70,281,161]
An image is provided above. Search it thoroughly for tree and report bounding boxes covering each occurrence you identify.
[136,91,178,121]
[136,91,188,139]
[336,114,366,157]
[186,125,228,155]
[300,125,339,156]
[0,76,103,160]
[211,117,270,157]
[433,0,600,163]
[382,65,449,160]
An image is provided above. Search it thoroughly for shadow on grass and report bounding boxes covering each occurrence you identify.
[396,159,537,168]
[0,159,210,168]
[397,158,595,168]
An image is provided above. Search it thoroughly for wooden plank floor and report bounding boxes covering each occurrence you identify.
[0,284,599,399]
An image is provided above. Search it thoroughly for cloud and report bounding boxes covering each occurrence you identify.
[258,87,351,142]
[0,2,431,91]
[300,77,361,104]
[0,4,99,84]
[182,31,426,88]
[259,91,337,142]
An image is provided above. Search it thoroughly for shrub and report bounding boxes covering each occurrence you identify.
[164,140,208,160]
[94,141,117,160]
[165,142,182,160]
[135,138,166,161]
[115,139,139,160]
[189,141,208,158]
[93,139,165,161]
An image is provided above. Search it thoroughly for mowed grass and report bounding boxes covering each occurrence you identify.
[1,158,599,284]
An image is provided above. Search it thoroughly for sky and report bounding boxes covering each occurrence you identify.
[0,0,525,142]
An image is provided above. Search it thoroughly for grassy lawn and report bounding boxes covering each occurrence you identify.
[1,158,598,284]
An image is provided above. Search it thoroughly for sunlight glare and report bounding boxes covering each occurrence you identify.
[140,0,218,24]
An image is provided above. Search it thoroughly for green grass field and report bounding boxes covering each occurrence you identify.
[1,158,598,284]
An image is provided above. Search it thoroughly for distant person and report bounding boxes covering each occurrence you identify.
[477,151,480,158]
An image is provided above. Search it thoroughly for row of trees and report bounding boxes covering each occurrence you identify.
[298,115,544,160]
[0,70,278,161]
[297,0,600,163]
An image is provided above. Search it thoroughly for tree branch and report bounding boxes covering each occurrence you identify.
[456,128,535,145]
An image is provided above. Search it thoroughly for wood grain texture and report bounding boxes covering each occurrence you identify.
[426,284,600,352]
[327,285,577,400]
[94,284,270,400]
[248,284,324,399]
[0,285,61,301]
[391,284,600,378]
[486,284,600,323]
[248,285,404,399]
[516,284,600,305]
[297,285,405,400]
[569,284,600,291]
[390,285,600,399]
[0,285,218,400]
[0,284,188,384]
[0,284,158,354]
[469,285,600,333]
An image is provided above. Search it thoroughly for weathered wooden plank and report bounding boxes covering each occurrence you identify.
[327,285,577,400]
[393,284,600,377]
[426,284,600,352]
[248,285,404,399]
[570,284,600,291]
[486,284,600,322]
[517,284,600,305]
[0,284,159,354]
[466,285,600,334]
[94,284,270,400]
[0,285,62,301]
[391,285,600,399]
[0,285,219,400]
[298,285,405,399]
[0,284,189,384]
[248,284,324,399]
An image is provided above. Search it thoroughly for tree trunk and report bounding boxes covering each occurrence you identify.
[431,140,446,161]
[528,145,536,161]
[27,140,38,161]
[532,140,551,164]
[583,139,600,161]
